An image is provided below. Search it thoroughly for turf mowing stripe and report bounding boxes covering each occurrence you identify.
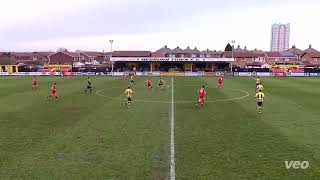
[170,77,176,180]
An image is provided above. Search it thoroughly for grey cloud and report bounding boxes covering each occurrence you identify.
[0,0,292,44]
[0,0,237,43]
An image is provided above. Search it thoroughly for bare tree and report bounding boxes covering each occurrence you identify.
[57,47,68,52]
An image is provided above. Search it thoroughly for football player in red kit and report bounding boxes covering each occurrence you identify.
[196,85,207,108]
[47,83,58,100]
[217,74,224,88]
[146,79,153,89]
[32,76,38,90]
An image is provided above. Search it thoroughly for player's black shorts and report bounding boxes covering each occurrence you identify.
[87,85,92,89]
[256,83,259,86]
[257,101,263,107]
[128,97,132,102]
[131,80,134,83]
[159,83,163,87]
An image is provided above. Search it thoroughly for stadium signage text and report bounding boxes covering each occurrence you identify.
[284,161,309,169]
[111,57,235,62]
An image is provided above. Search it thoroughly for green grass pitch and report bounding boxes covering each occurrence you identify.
[1,76,320,179]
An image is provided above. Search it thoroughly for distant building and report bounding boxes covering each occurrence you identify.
[222,48,265,68]
[0,52,51,66]
[270,23,290,52]
[111,46,232,72]
[49,51,80,65]
[301,45,320,67]
[79,51,106,62]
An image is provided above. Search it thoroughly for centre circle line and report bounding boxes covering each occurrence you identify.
[95,88,250,104]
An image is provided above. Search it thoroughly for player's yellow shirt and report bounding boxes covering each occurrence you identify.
[256,78,260,84]
[131,76,134,80]
[125,89,133,98]
[159,79,165,85]
[255,92,265,102]
[256,84,264,92]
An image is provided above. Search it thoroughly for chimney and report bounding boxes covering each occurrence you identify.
[292,45,296,49]
[309,44,312,48]
[164,45,167,48]
[237,45,240,48]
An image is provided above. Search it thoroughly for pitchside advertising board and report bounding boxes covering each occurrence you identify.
[135,72,143,76]
[204,72,227,77]
[0,72,9,76]
[28,72,44,76]
[2,71,320,77]
[144,72,161,76]
[12,72,28,76]
[185,72,203,77]
[257,72,272,77]
[234,72,272,77]
[112,72,125,76]
[310,73,320,77]
[160,72,185,77]
[73,72,96,76]
[273,72,286,77]
[0,72,50,76]
[287,73,309,77]
[238,72,253,77]
[204,72,215,76]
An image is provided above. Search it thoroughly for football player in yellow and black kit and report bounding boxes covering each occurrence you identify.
[256,82,264,93]
[158,78,166,90]
[125,85,133,107]
[256,76,261,86]
[255,89,265,113]
[130,75,134,84]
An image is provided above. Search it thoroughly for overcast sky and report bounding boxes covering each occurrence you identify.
[0,0,319,52]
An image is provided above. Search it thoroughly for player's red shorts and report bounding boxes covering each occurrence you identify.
[198,96,205,102]
[218,80,223,84]
[33,83,38,87]
[52,90,56,95]
[147,84,152,88]
[198,98,205,103]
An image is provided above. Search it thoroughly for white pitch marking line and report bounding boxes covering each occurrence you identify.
[170,77,176,180]
[96,88,249,104]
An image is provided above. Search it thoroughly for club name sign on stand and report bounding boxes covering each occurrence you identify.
[111,57,235,62]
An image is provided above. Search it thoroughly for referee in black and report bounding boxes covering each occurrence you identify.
[85,76,93,94]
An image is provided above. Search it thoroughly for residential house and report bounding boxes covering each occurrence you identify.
[0,53,16,65]
[0,52,49,66]
[301,45,320,66]
[264,51,299,65]
[223,49,265,67]
[79,51,106,63]
[151,45,173,57]
[201,49,222,58]
[49,51,80,65]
